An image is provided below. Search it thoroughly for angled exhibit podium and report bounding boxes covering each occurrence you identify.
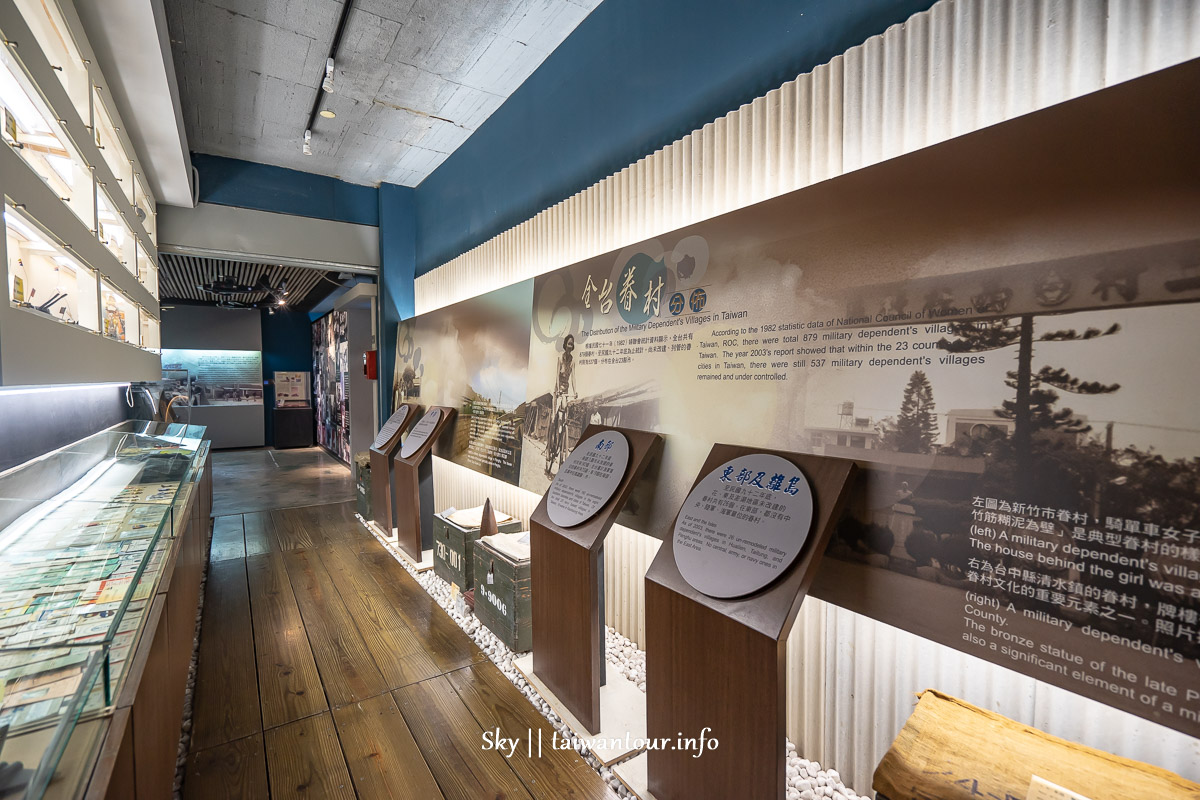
[391,406,457,564]
[641,444,855,800]
[528,425,662,738]
[368,402,420,537]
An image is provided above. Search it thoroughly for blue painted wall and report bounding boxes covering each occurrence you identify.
[261,308,315,446]
[377,183,417,420]
[193,153,379,226]
[413,0,936,274]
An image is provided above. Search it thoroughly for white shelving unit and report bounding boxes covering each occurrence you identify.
[0,0,161,385]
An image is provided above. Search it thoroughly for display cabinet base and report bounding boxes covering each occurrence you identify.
[513,653,646,767]
[364,518,396,543]
[361,516,435,572]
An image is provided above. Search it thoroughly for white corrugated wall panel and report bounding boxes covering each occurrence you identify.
[822,603,1200,792]
[415,0,1200,789]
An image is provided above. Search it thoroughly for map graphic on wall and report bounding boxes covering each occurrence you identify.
[391,87,1200,737]
[313,310,350,462]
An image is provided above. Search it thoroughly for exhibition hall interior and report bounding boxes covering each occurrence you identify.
[0,1,1197,798]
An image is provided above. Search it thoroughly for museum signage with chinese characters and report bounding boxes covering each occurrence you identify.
[546,431,630,528]
[391,67,1200,736]
[674,454,814,599]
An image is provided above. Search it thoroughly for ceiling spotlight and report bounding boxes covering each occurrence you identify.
[302,129,312,156]
[322,57,335,92]
[319,109,336,119]
[277,298,286,306]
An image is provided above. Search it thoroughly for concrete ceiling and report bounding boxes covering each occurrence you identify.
[164,0,601,187]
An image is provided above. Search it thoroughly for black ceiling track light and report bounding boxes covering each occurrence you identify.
[303,0,356,155]
[197,274,257,296]
[198,270,291,309]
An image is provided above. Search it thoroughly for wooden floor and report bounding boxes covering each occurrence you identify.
[210,448,355,516]
[184,500,616,800]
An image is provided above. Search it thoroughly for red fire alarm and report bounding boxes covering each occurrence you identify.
[364,349,377,380]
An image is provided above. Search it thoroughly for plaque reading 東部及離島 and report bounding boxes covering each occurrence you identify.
[400,407,443,459]
[545,431,631,528]
[673,454,815,599]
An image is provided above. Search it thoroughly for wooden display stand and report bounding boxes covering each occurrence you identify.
[393,406,457,563]
[368,402,420,536]
[530,425,663,735]
[643,444,855,800]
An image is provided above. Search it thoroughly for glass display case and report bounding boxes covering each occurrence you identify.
[89,94,133,206]
[0,424,208,800]
[135,240,157,299]
[99,281,137,345]
[6,204,99,333]
[0,48,93,229]
[94,189,136,275]
[160,349,265,406]
[133,174,155,247]
[11,0,90,125]
[0,645,106,800]
[139,313,160,354]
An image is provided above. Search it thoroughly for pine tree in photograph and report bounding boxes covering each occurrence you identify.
[881,370,940,453]
[937,314,1121,493]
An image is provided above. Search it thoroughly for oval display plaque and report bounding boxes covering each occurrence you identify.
[673,454,815,599]
[372,405,411,450]
[400,407,442,459]
[546,430,631,528]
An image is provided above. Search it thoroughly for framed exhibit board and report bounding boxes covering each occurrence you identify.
[530,425,662,734]
[644,444,855,800]
[274,371,310,408]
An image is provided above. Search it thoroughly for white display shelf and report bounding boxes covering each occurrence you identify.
[0,0,163,385]
[0,1,161,288]
[0,299,159,384]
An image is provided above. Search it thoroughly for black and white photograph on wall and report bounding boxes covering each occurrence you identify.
[385,77,1200,736]
[395,281,532,484]
[313,310,350,463]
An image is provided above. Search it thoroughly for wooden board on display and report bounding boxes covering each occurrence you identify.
[393,406,458,562]
[873,690,1200,800]
[644,444,855,800]
[530,425,663,735]
[368,403,419,538]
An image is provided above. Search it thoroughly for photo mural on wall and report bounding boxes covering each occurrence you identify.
[313,310,351,462]
[394,66,1200,736]
[393,281,532,485]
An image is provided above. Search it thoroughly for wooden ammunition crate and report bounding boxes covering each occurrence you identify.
[354,454,371,520]
[433,512,523,590]
[472,537,532,652]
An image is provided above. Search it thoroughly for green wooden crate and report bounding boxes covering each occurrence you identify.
[433,510,522,590]
[472,536,532,653]
[354,453,371,520]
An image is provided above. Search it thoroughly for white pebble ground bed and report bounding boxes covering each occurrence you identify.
[362,517,867,800]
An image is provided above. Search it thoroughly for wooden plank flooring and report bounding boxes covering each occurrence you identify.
[184,499,616,800]
[211,448,355,516]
